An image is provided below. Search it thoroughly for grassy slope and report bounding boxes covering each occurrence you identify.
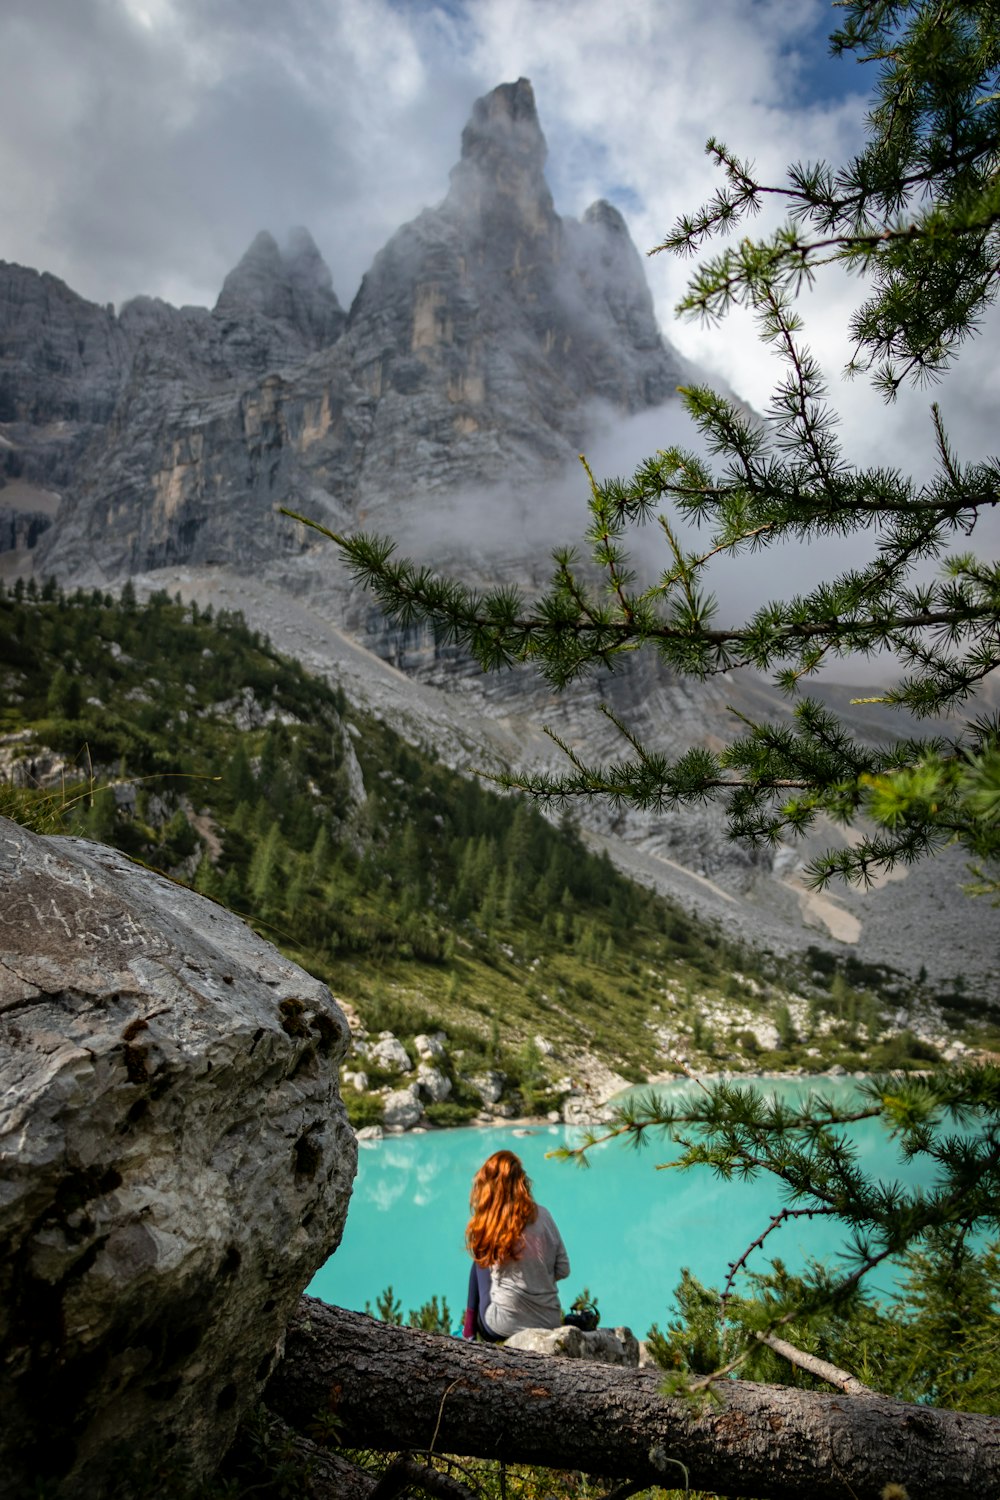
[2,579,970,1122]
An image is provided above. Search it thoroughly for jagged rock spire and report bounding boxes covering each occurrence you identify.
[215,230,286,318]
[215,228,344,348]
[446,78,556,235]
[459,77,547,176]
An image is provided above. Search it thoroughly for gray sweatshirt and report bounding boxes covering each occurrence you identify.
[482,1204,570,1337]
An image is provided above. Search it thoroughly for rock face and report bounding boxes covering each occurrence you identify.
[0,227,348,579]
[215,227,346,349]
[339,76,682,526]
[22,77,684,585]
[0,263,131,530]
[0,816,357,1498]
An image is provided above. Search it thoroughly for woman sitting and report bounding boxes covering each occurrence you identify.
[462,1149,569,1341]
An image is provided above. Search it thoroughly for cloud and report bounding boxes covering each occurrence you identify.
[0,0,859,314]
[0,0,476,307]
[1,0,994,569]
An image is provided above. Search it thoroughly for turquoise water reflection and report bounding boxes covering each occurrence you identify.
[309,1079,928,1335]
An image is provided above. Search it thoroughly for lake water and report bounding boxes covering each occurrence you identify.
[308,1078,928,1336]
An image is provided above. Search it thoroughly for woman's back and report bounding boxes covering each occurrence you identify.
[464,1151,570,1340]
[483,1203,569,1337]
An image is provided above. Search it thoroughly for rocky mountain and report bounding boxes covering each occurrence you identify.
[0,220,348,574]
[2,78,685,586]
[0,79,990,990]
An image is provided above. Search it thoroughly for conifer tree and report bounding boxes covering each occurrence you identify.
[289,0,1000,892]
[284,0,1000,1410]
[248,822,282,909]
[46,665,82,720]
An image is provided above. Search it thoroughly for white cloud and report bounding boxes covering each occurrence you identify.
[0,0,861,311]
[0,0,994,501]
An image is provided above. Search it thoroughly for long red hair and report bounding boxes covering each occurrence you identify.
[465,1150,537,1267]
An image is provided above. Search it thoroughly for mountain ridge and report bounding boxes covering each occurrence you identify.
[1,78,989,990]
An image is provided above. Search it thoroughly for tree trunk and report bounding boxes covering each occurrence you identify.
[265,1298,1000,1500]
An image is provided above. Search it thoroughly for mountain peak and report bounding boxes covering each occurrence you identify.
[282,226,334,296]
[583,199,629,235]
[214,228,344,347]
[460,78,546,172]
[447,78,553,230]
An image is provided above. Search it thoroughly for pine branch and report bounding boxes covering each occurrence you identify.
[754,1333,877,1397]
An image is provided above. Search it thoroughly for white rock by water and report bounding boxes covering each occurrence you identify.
[416,1064,452,1102]
[383,1084,424,1129]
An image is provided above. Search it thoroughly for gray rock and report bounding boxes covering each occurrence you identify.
[416,1064,451,1102]
[0,816,357,1497]
[370,1035,412,1073]
[414,1031,446,1061]
[0,261,132,499]
[468,1069,505,1106]
[215,227,345,349]
[505,1325,586,1358]
[610,1326,641,1366]
[383,1084,423,1129]
[0,504,52,552]
[504,1325,639,1365]
[561,1091,589,1125]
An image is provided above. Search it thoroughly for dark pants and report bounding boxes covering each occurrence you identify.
[463,1263,505,1342]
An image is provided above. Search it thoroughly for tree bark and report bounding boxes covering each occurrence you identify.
[265,1298,1000,1500]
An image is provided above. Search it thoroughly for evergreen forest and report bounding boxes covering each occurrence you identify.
[2,577,981,1137]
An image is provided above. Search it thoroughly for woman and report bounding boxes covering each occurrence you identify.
[462,1149,569,1341]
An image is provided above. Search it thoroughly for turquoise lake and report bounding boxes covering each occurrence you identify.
[308,1079,930,1336]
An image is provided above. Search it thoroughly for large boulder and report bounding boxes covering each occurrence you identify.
[416,1064,451,1102]
[0,817,357,1498]
[467,1069,505,1106]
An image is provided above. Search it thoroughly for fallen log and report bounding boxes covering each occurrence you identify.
[265,1298,1000,1500]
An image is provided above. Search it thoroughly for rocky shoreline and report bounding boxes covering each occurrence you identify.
[347,1045,925,1141]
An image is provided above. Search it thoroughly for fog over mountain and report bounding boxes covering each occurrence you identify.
[1,79,992,991]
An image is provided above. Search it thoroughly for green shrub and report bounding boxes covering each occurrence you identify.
[344,1092,384,1128]
[869,1031,941,1069]
[424,1100,478,1127]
